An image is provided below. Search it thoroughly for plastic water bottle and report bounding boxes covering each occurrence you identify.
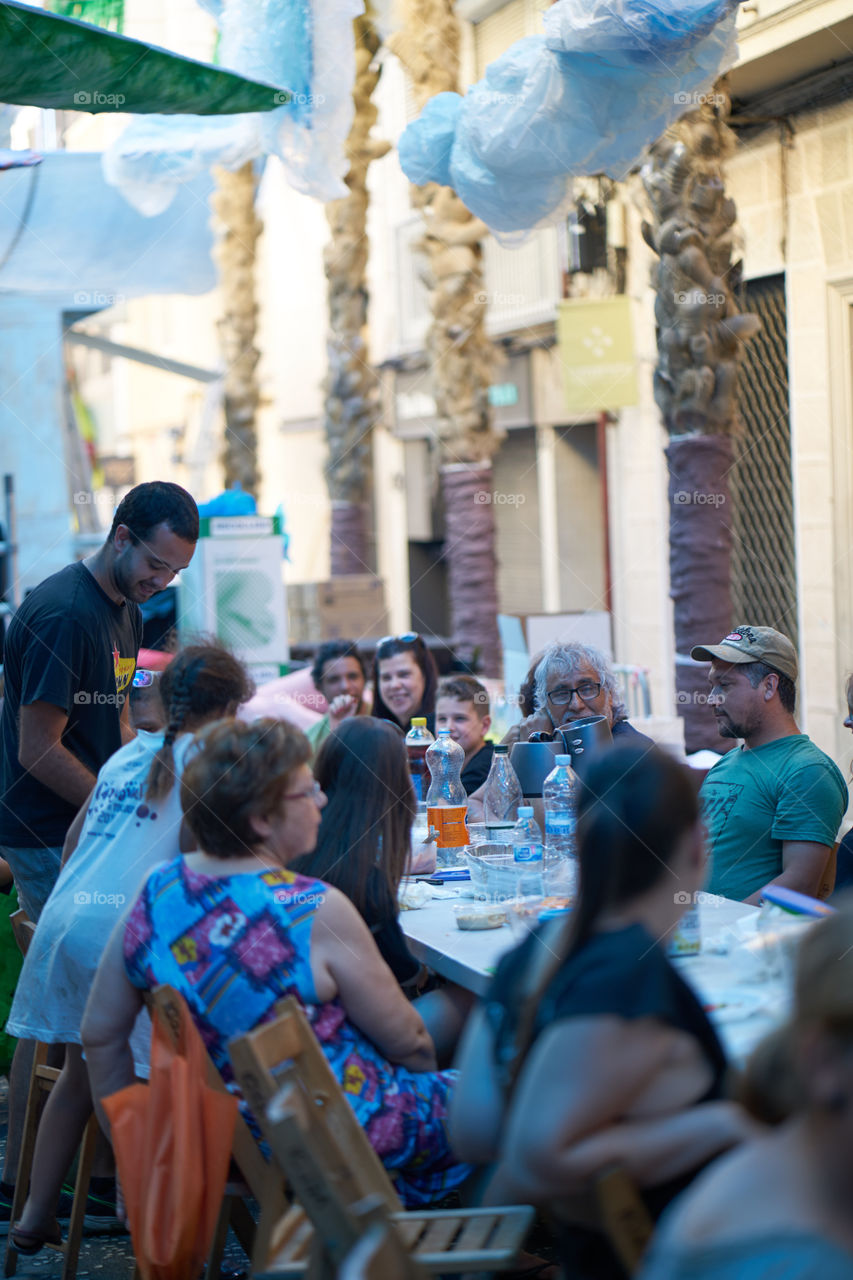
[543,754,580,862]
[405,717,434,804]
[511,806,543,864]
[426,729,468,868]
[482,744,522,843]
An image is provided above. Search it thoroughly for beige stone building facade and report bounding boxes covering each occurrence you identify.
[26,0,853,774]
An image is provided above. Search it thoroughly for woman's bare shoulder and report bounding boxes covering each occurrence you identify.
[660,1135,792,1248]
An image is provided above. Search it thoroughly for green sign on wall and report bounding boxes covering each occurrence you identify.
[557,296,638,414]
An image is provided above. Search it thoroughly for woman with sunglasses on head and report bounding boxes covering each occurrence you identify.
[6,643,253,1257]
[372,632,440,735]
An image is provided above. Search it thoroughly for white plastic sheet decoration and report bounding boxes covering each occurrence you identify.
[398,0,742,239]
[103,0,363,215]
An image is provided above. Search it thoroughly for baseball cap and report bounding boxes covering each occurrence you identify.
[690,625,798,682]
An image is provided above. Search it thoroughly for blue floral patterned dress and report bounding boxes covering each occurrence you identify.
[123,858,470,1206]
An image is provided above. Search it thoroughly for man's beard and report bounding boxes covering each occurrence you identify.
[113,560,152,604]
[716,716,746,740]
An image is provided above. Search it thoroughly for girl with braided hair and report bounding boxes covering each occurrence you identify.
[5,643,252,1257]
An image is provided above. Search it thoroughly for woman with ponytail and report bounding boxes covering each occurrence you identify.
[5,643,252,1257]
[451,744,754,1279]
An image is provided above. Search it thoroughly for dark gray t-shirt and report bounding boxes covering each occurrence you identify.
[0,562,141,848]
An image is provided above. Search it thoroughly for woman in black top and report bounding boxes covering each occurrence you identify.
[451,744,753,1277]
[291,717,422,989]
[371,633,439,735]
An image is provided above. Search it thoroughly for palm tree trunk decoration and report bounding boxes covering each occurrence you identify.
[641,98,761,752]
[389,0,502,675]
[211,159,262,498]
[324,9,390,575]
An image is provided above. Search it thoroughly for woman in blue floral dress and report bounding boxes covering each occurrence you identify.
[84,717,470,1208]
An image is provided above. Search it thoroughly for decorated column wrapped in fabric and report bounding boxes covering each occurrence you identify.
[642,102,760,752]
[390,0,503,676]
[323,7,390,576]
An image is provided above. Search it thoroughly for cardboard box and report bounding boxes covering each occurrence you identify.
[288,575,388,645]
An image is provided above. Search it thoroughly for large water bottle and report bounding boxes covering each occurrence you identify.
[405,717,434,804]
[543,754,580,896]
[426,728,468,868]
[482,744,522,844]
[511,806,543,864]
[543,754,580,861]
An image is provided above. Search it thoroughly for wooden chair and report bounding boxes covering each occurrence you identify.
[229,996,533,1277]
[4,910,99,1280]
[593,1166,654,1275]
[130,985,293,1280]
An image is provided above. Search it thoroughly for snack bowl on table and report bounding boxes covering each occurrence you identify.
[452,902,507,931]
[464,844,544,902]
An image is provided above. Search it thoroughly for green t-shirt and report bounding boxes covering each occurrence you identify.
[304,713,331,759]
[701,734,847,902]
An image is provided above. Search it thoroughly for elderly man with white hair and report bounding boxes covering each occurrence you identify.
[511,641,654,747]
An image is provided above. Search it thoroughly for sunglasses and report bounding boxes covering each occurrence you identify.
[132,669,158,688]
[376,632,420,656]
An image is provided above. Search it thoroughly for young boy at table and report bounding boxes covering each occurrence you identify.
[436,675,494,795]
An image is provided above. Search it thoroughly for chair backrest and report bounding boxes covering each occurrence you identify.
[9,908,34,958]
[339,1215,428,1280]
[593,1165,654,1275]
[228,996,402,1214]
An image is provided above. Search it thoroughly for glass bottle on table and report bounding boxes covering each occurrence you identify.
[405,717,434,804]
[482,743,522,845]
[426,728,468,869]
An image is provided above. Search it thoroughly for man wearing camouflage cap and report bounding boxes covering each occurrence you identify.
[691,624,846,904]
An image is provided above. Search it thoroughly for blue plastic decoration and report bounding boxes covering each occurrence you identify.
[398,0,742,238]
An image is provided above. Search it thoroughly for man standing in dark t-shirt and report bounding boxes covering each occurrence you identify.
[0,480,198,1218]
[0,480,198,914]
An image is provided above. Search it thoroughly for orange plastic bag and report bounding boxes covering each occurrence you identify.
[102,993,238,1280]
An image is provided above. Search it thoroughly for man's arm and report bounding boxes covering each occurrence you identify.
[744,840,830,906]
[18,702,97,809]
[119,693,135,746]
